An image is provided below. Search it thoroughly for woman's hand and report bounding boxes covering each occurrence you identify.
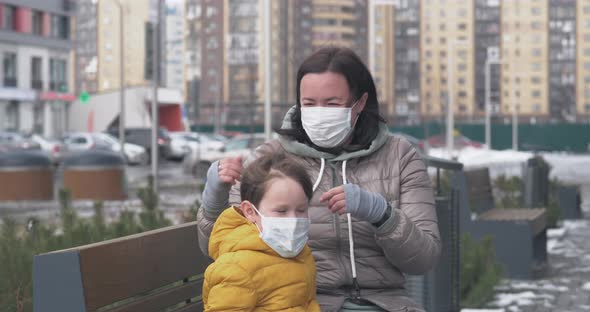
[320,184,388,223]
[218,156,243,185]
[320,186,347,215]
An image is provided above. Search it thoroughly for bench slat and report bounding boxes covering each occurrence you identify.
[107,279,203,312]
[77,222,209,311]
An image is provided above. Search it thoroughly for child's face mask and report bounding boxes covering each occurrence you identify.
[251,204,309,258]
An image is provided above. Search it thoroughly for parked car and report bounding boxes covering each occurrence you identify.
[29,134,67,164]
[0,132,42,152]
[94,133,148,165]
[183,133,269,180]
[168,132,224,160]
[107,127,172,162]
[62,132,112,152]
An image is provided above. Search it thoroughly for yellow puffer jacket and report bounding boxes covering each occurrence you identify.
[203,207,321,312]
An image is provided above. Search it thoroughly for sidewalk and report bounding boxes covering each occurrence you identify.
[478,217,590,312]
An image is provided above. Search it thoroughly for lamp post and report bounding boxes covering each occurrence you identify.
[446,39,469,154]
[114,0,126,159]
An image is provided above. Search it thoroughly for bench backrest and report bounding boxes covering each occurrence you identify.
[33,222,210,312]
[464,167,495,214]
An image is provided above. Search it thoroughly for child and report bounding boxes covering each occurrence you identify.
[201,153,320,312]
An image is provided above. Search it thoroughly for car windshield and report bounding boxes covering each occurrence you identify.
[96,133,117,145]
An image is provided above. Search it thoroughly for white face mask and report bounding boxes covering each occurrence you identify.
[300,102,359,148]
[251,204,310,258]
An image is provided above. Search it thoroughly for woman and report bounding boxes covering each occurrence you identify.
[197,47,440,312]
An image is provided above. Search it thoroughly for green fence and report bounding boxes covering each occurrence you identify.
[190,123,590,153]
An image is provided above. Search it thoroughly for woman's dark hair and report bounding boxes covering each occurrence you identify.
[240,153,313,207]
[276,46,386,154]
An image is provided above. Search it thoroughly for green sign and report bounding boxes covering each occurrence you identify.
[79,91,90,104]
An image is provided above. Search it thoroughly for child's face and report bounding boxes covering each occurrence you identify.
[241,176,309,230]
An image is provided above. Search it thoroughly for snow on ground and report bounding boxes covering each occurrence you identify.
[427,147,590,185]
[461,309,505,312]
[583,282,590,291]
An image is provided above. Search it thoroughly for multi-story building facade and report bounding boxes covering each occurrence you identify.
[373,5,395,121]
[474,0,501,117]
[184,0,201,122]
[420,0,475,119]
[501,0,549,120]
[393,0,420,124]
[549,0,576,122]
[578,0,590,118]
[164,1,185,92]
[0,0,75,138]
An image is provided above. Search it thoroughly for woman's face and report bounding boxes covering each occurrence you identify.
[300,71,367,121]
[241,176,309,231]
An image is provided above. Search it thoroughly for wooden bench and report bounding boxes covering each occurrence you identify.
[453,168,548,279]
[33,222,210,312]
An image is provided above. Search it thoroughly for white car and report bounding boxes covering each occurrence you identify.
[168,132,224,160]
[63,132,147,165]
[182,133,271,179]
[95,133,148,165]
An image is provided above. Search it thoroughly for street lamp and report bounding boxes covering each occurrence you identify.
[446,39,469,154]
[263,0,272,142]
[484,55,500,149]
[114,0,126,159]
[502,35,519,151]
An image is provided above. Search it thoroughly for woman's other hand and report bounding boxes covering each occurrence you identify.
[320,184,388,223]
[218,156,243,185]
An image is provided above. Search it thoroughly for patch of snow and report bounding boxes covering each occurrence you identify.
[461,310,505,312]
[494,292,537,307]
[583,282,590,291]
[508,281,566,292]
[562,220,590,231]
[547,228,567,239]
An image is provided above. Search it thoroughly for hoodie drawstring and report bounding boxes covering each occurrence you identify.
[342,160,361,300]
[312,159,361,300]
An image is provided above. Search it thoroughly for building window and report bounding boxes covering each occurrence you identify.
[531,7,541,15]
[532,49,541,57]
[458,63,467,71]
[585,76,590,84]
[458,77,466,85]
[440,37,446,44]
[532,63,541,71]
[532,90,541,98]
[457,8,467,17]
[585,6,590,14]
[31,57,43,90]
[51,15,70,39]
[3,52,17,87]
[531,22,542,30]
[585,89,590,99]
[585,62,590,70]
[458,23,467,31]
[50,59,67,91]
[533,104,541,112]
[425,50,432,57]
[32,10,44,35]
[531,76,541,84]
[5,101,19,130]
[3,5,16,31]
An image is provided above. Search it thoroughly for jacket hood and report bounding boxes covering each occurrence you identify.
[278,106,389,162]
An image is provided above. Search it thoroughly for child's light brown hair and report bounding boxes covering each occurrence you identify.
[240,153,313,207]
